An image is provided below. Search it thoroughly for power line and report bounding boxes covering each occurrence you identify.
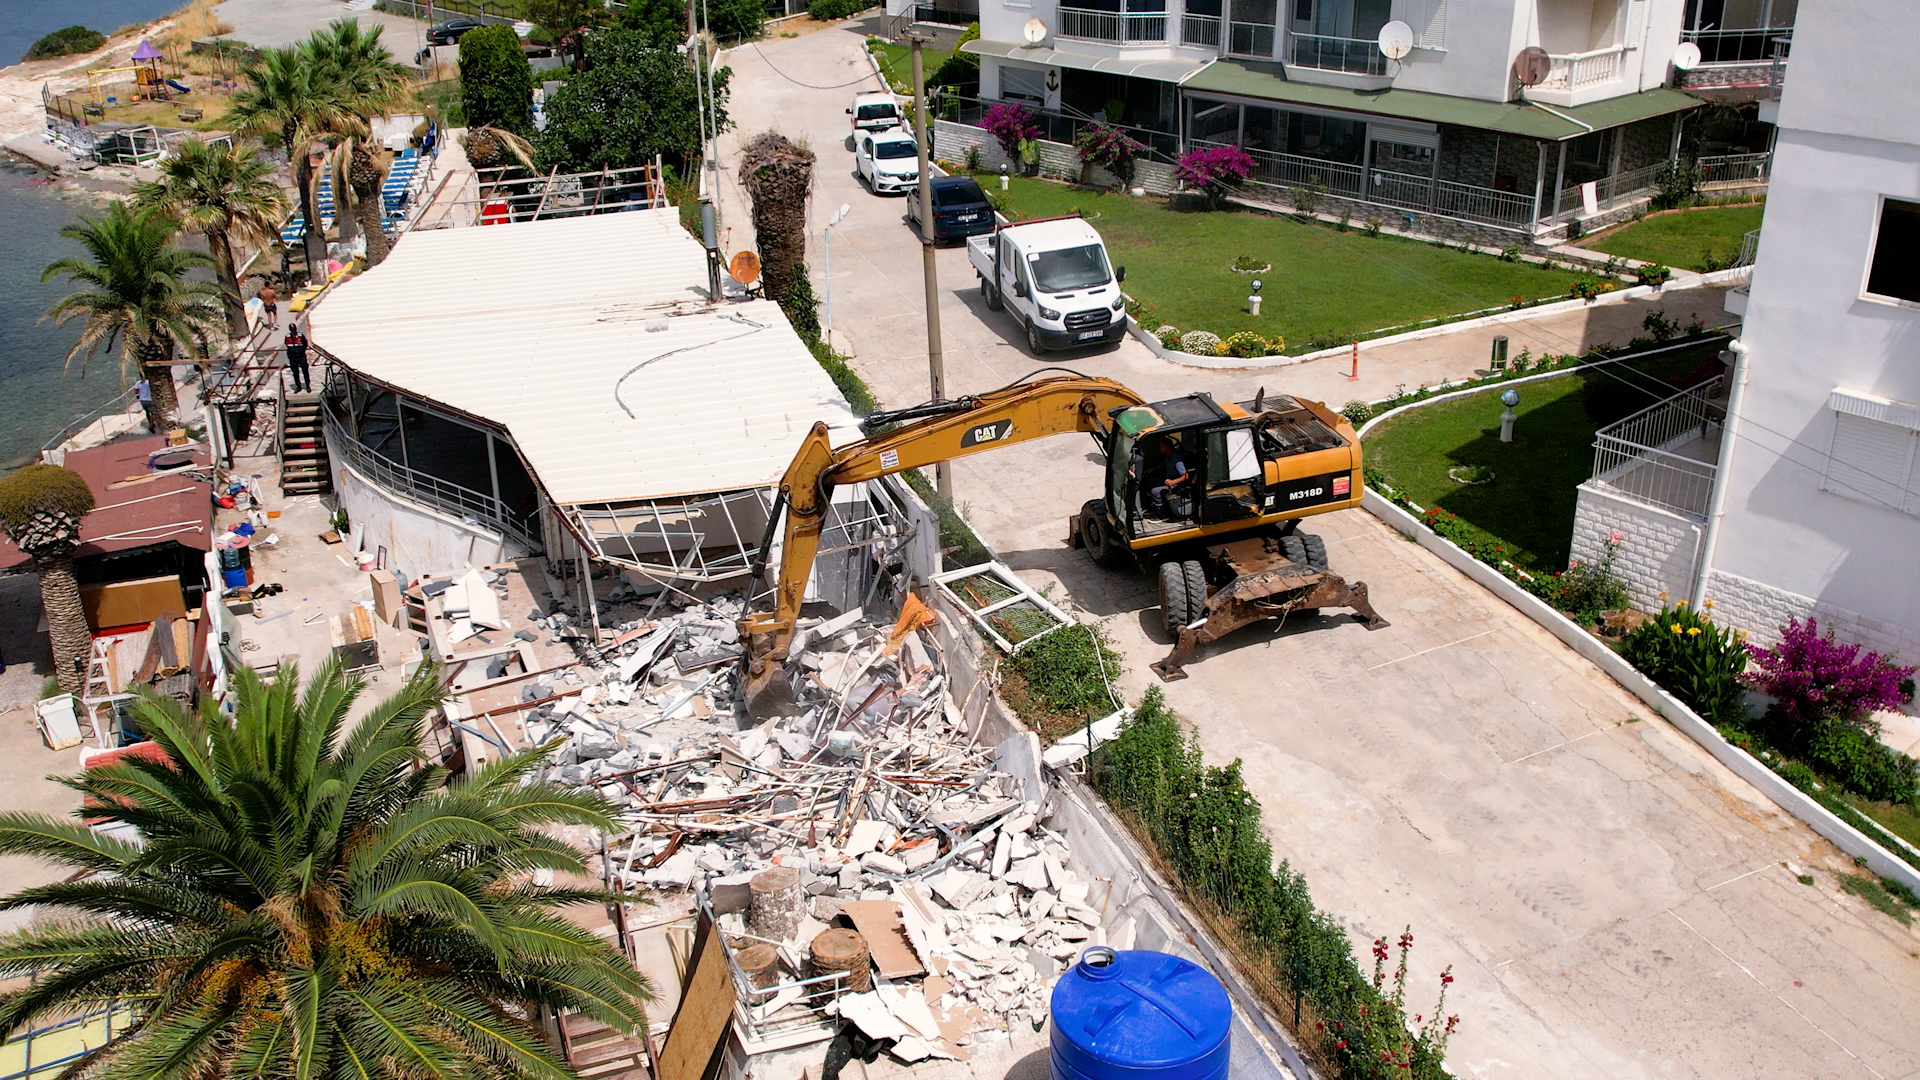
[749,40,899,90]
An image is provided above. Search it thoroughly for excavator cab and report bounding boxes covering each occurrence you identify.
[1094,392,1359,552]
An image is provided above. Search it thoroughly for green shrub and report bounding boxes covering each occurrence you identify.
[459,25,535,135]
[1155,325,1183,351]
[1094,690,1455,1078]
[1651,161,1699,210]
[24,26,104,62]
[1340,400,1373,427]
[1804,722,1918,805]
[1003,623,1124,737]
[1620,603,1749,726]
[808,0,871,20]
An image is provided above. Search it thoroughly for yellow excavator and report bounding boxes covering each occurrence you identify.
[739,370,1386,707]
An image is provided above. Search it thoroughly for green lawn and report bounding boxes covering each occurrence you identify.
[1363,342,1722,571]
[867,40,952,96]
[1584,203,1764,271]
[986,177,1591,352]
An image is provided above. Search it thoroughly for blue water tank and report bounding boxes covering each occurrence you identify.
[1049,947,1231,1080]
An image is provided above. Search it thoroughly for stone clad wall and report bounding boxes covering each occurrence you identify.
[932,120,1179,195]
[1705,568,1920,658]
[1569,483,1705,612]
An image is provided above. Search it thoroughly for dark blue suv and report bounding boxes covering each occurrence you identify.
[906,176,995,243]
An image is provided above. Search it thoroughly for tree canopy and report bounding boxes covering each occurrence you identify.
[0,464,95,534]
[0,661,653,1078]
[460,25,536,135]
[537,28,729,173]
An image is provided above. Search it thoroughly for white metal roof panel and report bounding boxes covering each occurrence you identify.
[308,209,860,505]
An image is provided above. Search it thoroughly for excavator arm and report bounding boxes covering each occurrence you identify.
[740,373,1144,705]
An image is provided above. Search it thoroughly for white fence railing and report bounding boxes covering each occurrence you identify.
[1227,20,1276,57]
[1195,139,1539,230]
[1697,151,1772,188]
[1555,158,1670,221]
[1181,13,1220,47]
[1590,375,1725,518]
[1057,7,1168,43]
[1540,45,1627,90]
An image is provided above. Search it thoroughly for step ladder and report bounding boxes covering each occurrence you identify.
[80,638,132,748]
[278,392,332,496]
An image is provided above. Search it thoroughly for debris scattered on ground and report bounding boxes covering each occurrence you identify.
[514,595,1102,1061]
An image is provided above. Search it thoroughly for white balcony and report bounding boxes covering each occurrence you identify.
[1527,44,1628,106]
[1283,31,1390,87]
[1057,7,1170,45]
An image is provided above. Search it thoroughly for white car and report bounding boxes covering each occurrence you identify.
[855,128,921,195]
[847,91,902,133]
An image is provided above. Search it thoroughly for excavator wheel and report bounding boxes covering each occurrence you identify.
[1157,561,1192,639]
[1078,500,1132,569]
[1181,559,1207,619]
[1280,534,1310,566]
[1302,533,1329,569]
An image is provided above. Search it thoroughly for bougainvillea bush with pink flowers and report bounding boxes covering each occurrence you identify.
[1744,617,1916,732]
[980,102,1041,157]
[1174,144,1255,193]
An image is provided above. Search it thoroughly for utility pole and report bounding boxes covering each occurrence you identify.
[905,30,951,500]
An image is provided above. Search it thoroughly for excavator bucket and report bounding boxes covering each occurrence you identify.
[1151,538,1388,681]
[740,621,801,716]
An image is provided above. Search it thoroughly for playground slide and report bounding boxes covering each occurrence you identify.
[166,78,190,94]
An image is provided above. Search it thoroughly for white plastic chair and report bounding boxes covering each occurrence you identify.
[36,694,84,751]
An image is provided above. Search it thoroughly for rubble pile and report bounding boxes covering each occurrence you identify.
[530,597,1104,1061]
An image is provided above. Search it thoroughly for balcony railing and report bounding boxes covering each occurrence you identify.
[1181,13,1221,47]
[1590,375,1725,519]
[1227,21,1276,57]
[1057,7,1168,44]
[1287,32,1387,75]
[1539,45,1627,91]
[1696,151,1771,188]
[1683,26,1791,64]
[322,402,542,552]
[1554,158,1670,221]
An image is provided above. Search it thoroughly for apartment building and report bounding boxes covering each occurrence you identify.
[1692,0,1920,657]
[954,0,1750,238]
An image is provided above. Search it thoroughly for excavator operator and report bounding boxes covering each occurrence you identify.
[1147,434,1193,519]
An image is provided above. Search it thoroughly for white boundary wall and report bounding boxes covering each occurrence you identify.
[1568,482,1706,609]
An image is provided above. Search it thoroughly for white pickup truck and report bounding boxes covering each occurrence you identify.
[968,216,1129,354]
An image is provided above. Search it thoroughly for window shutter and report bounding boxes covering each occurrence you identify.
[1418,0,1445,48]
[1625,0,1646,48]
[1823,412,1916,512]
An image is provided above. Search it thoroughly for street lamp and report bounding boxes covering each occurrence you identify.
[823,203,852,351]
[1499,388,1521,443]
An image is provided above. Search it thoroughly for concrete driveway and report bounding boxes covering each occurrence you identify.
[716,28,1920,1079]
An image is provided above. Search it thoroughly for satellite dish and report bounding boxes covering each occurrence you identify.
[1023,17,1047,45]
[1672,42,1702,71]
[729,250,761,286]
[1377,20,1415,61]
[1512,46,1551,87]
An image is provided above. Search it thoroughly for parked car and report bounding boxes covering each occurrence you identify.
[968,216,1128,353]
[847,91,903,134]
[906,176,995,242]
[855,128,921,195]
[427,17,484,44]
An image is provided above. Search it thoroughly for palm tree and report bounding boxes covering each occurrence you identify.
[229,44,355,276]
[307,19,411,266]
[0,465,95,695]
[41,203,225,432]
[132,139,289,341]
[0,660,653,1075]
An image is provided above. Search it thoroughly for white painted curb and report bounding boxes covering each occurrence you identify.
[1361,487,1920,895]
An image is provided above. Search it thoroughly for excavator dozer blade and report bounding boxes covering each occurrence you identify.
[1151,562,1388,682]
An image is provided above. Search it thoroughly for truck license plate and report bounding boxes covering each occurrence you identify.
[1077,330,1102,340]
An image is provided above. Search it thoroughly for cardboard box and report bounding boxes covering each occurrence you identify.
[369,569,403,627]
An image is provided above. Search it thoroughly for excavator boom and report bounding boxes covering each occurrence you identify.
[741,374,1145,707]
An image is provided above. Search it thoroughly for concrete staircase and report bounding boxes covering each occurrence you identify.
[278,393,331,495]
[560,1014,649,1080]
